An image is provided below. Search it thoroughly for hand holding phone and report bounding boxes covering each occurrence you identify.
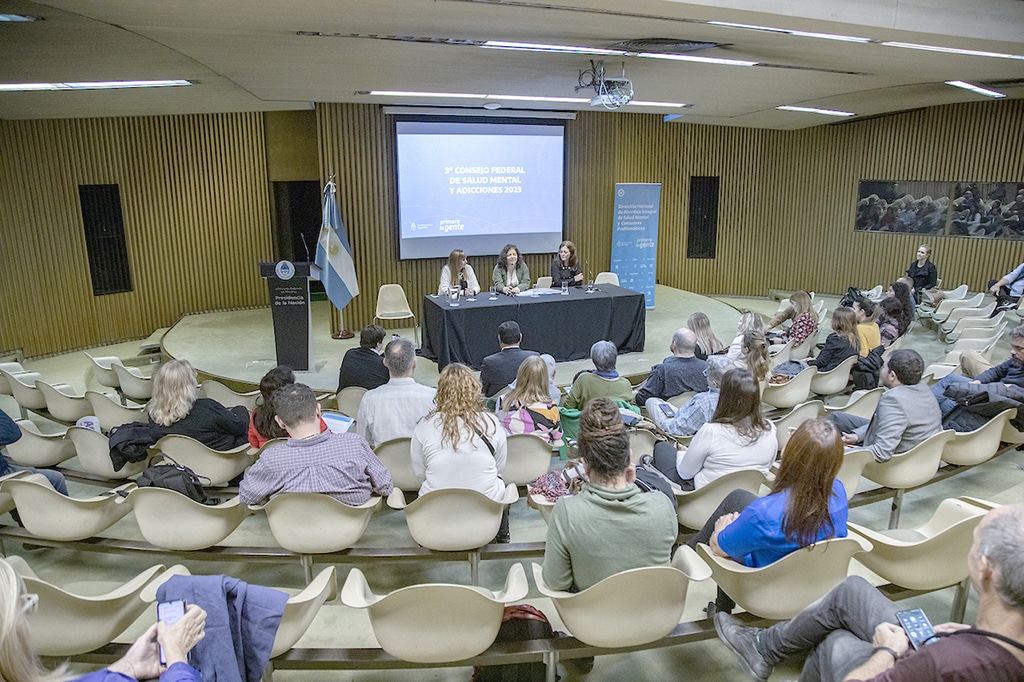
[157,600,187,665]
[895,608,936,650]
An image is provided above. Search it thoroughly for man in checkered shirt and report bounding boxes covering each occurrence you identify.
[239,383,393,506]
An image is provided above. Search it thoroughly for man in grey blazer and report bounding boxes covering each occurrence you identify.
[479,320,539,397]
[829,349,942,463]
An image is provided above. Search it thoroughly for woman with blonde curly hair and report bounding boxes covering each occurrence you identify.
[411,363,510,538]
[148,359,249,451]
[0,556,207,682]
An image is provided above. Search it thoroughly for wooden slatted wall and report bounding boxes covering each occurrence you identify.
[0,113,273,357]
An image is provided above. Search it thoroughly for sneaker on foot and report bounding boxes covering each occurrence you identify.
[714,611,773,682]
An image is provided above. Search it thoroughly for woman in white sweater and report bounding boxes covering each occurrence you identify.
[651,367,776,490]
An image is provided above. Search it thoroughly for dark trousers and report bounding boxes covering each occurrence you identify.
[685,488,758,613]
[652,440,695,491]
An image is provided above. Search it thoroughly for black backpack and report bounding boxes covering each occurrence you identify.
[137,454,211,504]
[473,605,555,682]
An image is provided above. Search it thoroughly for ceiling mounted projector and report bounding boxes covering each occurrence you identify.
[577,61,633,109]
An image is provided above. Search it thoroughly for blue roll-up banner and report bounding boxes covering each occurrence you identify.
[610,183,661,308]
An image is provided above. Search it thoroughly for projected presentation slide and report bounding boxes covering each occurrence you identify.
[396,119,565,260]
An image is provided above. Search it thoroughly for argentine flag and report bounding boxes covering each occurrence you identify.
[315,180,359,310]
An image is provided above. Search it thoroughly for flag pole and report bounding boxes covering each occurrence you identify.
[318,169,357,340]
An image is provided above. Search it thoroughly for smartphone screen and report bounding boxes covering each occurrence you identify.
[895,608,936,650]
[157,599,186,664]
[658,403,675,417]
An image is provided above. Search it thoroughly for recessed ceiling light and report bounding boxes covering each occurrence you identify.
[482,41,627,57]
[0,14,39,21]
[708,21,870,43]
[638,52,757,67]
[776,105,855,117]
[0,80,192,91]
[945,80,1006,98]
[883,42,1024,61]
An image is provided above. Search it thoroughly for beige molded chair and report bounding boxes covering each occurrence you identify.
[271,566,339,658]
[941,310,1004,343]
[696,535,871,620]
[335,385,368,418]
[84,352,123,391]
[125,487,250,550]
[86,390,147,431]
[373,284,418,343]
[8,555,168,656]
[201,379,260,410]
[36,381,92,423]
[823,387,884,421]
[527,492,557,524]
[628,428,659,462]
[791,329,819,359]
[530,546,712,648]
[257,493,381,553]
[769,339,794,365]
[1001,418,1024,446]
[374,438,424,491]
[340,563,528,663]
[154,434,254,486]
[66,425,147,478]
[594,271,619,286]
[504,433,554,485]
[939,301,995,333]
[810,355,857,397]
[861,285,882,300]
[862,430,955,528]
[0,361,28,395]
[387,485,519,551]
[947,323,1006,351]
[835,448,876,500]
[5,420,74,467]
[2,475,135,541]
[762,365,816,410]
[667,391,697,408]
[674,469,768,530]
[942,409,1014,466]
[535,275,553,289]
[773,400,825,454]
[1,370,67,417]
[927,293,984,325]
[113,363,153,402]
[0,471,29,516]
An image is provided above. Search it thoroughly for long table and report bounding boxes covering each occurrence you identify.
[420,284,646,370]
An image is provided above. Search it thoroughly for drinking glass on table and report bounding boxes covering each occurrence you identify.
[561,281,569,295]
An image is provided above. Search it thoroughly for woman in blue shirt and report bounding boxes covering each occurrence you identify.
[687,418,848,613]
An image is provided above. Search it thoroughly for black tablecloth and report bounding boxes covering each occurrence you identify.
[421,284,646,370]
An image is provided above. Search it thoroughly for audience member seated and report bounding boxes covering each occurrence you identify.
[737,329,771,385]
[650,368,776,491]
[689,311,725,360]
[646,356,734,438]
[492,243,531,296]
[906,243,938,299]
[479,320,539,397]
[411,363,510,541]
[148,359,248,451]
[877,297,903,349]
[248,365,327,449]
[563,341,634,410]
[829,349,941,462]
[765,291,818,348]
[0,409,68,496]
[356,337,436,448]
[687,418,848,612]
[853,299,881,357]
[497,356,562,448]
[727,312,765,360]
[550,239,583,288]
[634,328,708,407]
[932,323,1024,424]
[506,353,560,404]
[337,324,389,392]
[716,503,1024,682]
[887,280,915,335]
[438,248,480,296]
[0,556,207,682]
[808,307,860,372]
[542,398,676,592]
[239,383,392,506]
[989,258,1024,313]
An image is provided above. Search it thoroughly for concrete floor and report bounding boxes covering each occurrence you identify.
[4,286,1022,681]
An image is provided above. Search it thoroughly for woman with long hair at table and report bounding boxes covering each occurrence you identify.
[492,243,531,295]
[550,240,583,288]
[438,248,480,296]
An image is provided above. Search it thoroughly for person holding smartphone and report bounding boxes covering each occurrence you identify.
[714,502,1024,682]
[0,556,206,682]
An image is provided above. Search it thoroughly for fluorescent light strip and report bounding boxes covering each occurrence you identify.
[776,105,854,117]
[488,94,589,103]
[883,42,1024,61]
[0,14,37,21]
[0,80,191,91]
[371,90,589,104]
[638,52,756,66]
[708,21,870,43]
[482,41,627,57]
[946,80,1006,98]
[628,100,689,108]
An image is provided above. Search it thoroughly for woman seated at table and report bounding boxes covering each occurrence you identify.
[685,418,848,612]
[651,368,776,491]
[492,243,530,295]
[563,340,634,410]
[550,240,583,288]
[438,248,480,296]
[411,363,511,540]
[497,355,563,448]
[148,359,249,450]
